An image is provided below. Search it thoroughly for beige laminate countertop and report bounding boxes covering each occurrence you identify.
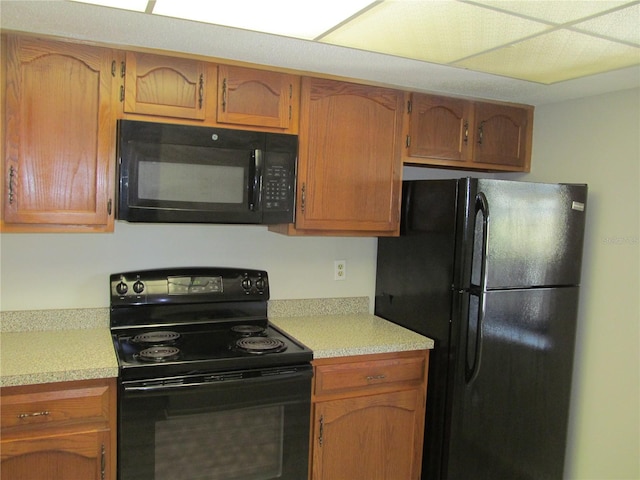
[0,303,433,387]
[271,314,434,359]
[0,328,118,387]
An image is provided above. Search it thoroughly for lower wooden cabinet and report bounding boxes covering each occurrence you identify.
[311,350,429,480]
[0,378,116,480]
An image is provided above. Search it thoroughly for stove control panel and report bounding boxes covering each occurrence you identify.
[110,268,269,306]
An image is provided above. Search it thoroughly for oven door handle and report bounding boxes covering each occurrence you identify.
[122,367,312,393]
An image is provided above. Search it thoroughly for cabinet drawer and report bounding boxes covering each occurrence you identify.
[314,353,427,396]
[1,380,111,431]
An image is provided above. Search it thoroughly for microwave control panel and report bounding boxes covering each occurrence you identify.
[263,159,294,213]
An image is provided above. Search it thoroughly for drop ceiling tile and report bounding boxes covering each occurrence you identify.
[320,0,550,64]
[572,3,640,46]
[465,0,632,25]
[152,0,375,40]
[454,29,640,83]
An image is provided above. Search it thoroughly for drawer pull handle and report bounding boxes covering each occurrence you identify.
[366,374,386,381]
[18,411,50,419]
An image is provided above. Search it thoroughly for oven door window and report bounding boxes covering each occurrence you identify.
[118,369,311,480]
[155,404,284,479]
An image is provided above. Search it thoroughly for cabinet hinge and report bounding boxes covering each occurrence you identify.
[289,105,292,121]
[406,135,411,148]
[289,84,293,99]
[111,60,116,77]
[407,99,412,114]
[120,61,126,78]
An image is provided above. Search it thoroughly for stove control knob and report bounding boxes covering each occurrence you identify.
[115,281,128,295]
[133,280,145,294]
[255,278,266,291]
[241,277,252,291]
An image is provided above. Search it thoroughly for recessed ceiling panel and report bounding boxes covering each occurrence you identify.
[572,3,640,46]
[465,0,632,25]
[69,0,148,11]
[152,0,375,40]
[320,0,550,64]
[455,29,640,84]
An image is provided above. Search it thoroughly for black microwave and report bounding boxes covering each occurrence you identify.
[116,120,297,225]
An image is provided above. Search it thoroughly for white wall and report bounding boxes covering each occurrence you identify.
[0,223,377,311]
[522,88,640,480]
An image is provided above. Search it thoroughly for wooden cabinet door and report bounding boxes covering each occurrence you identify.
[217,65,296,130]
[1,378,117,480]
[3,36,117,232]
[312,388,424,480]
[407,93,472,163]
[124,51,206,120]
[0,429,111,480]
[472,101,532,169]
[296,77,404,234]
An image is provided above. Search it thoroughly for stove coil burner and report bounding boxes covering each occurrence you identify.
[235,337,286,354]
[131,331,181,345]
[230,325,267,336]
[137,346,181,362]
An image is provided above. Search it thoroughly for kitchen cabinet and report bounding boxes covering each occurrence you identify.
[310,350,429,480]
[217,64,299,132]
[123,51,208,121]
[0,378,117,480]
[404,93,533,172]
[274,77,404,236]
[2,35,118,232]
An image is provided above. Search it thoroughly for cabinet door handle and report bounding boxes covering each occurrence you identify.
[18,410,49,419]
[8,165,16,204]
[319,414,324,446]
[101,443,106,480]
[366,374,386,381]
[198,74,204,109]
[300,183,306,214]
[221,78,227,112]
[463,120,469,145]
[477,121,485,145]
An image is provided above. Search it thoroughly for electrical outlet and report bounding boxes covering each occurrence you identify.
[334,260,346,281]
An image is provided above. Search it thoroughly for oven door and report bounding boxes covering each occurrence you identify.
[118,365,312,480]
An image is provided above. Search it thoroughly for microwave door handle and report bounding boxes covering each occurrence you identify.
[250,149,263,212]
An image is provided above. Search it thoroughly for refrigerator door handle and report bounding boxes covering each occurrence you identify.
[465,291,485,384]
[475,192,490,291]
[465,192,490,384]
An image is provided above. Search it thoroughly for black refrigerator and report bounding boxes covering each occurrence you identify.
[375,178,587,480]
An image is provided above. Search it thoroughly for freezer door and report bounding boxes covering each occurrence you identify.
[447,287,579,480]
[458,179,587,289]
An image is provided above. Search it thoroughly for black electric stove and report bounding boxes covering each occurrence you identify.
[109,267,312,381]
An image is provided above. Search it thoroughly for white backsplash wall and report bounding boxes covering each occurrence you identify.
[0,222,377,311]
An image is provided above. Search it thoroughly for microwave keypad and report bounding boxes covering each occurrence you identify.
[264,165,292,211]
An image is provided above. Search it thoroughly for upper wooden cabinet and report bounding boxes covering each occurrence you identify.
[473,101,532,169]
[283,77,404,236]
[217,65,298,132]
[123,51,207,120]
[2,35,118,232]
[404,93,533,172]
